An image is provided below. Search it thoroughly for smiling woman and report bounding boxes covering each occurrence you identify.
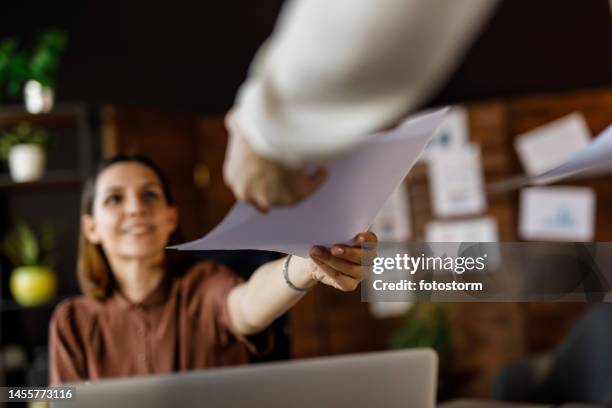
[77,156,179,301]
[48,153,377,385]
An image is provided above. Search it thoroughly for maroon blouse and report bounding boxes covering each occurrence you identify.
[49,261,270,385]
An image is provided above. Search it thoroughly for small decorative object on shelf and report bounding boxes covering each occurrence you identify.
[0,122,49,182]
[2,223,57,306]
[0,30,68,113]
[24,79,54,114]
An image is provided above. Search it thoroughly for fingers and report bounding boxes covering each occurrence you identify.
[308,233,377,293]
[246,198,269,214]
[325,231,378,265]
[329,244,376,266]
[310,246,365,279]
[355,231,378,244]
[300,167,328,200]
[309,257,361,292]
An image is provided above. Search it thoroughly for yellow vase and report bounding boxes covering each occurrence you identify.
[9,266,57,307]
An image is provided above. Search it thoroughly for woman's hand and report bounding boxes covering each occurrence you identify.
[228,231,377,336]
[307,231,377,291]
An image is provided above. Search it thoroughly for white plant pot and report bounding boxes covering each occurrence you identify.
[24,80,54,114]
[8,144,46,182]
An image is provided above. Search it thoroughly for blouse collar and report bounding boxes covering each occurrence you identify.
[108,269,174,310]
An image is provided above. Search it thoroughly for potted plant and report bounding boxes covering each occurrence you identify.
[0,30,68,112]
[2,223,57,306]
[24,30,68,114]
[0,122,49,182]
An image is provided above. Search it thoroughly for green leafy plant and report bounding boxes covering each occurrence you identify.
[0,122,49,161]
[389,303,452,373]
[2,223,56,267]
[29,30,68,87]
[0,38,29,98]
[0,30,68,100]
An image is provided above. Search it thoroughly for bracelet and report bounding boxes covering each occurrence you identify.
[282,255,310,293]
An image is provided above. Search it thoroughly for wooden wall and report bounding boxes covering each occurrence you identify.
[288,88,611,398]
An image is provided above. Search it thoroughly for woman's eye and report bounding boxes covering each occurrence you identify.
[104,194,122,205]
[142,190,160,202]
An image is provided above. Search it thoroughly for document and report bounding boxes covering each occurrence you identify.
[370,184,412,242]
[419,105,469,162]
[425,217,501,271]
[514,113,591,176]
[489,124,612,192]
[532,124,612,184]
[425,217,499,243]
[171,109,448,257]
[428,143,487,217]
[519,186,596,242]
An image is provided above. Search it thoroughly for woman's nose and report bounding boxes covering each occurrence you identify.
[124,193,146,216]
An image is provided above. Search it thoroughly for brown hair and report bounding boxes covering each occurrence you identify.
[77,154,177,300]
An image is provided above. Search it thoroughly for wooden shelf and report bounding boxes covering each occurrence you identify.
[0,172,84,191]
[0,104,88,128]
[0,295,72,313]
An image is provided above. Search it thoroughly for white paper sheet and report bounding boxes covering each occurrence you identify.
[171,108,448,257]
[488,124,612,192]
[428,143,487,217]
[533,124,612,184]
[519,186,596,241]
[370,184,412,242]
[424,217,501,272]
[514,113,591,176]
[425,217,499,242]
[418,105,468,162]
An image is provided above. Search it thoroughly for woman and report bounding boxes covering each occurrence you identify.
[49,154,376,384]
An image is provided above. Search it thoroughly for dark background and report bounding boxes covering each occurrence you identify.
[1,0,611,113]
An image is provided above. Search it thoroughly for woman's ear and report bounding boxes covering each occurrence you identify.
[81,214,101,244]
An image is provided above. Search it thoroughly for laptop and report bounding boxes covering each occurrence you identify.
[56,348,437,408]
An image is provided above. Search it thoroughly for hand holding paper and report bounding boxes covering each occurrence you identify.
[172,109,448,256]
[223,112,329,212]
[306,231,378,292]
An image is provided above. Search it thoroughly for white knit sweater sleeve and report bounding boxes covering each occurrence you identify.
[234,0,499,168]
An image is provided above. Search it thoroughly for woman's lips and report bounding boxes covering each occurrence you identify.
[121,224,155,235]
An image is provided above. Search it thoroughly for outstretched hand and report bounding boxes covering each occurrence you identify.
[306,231,377,292]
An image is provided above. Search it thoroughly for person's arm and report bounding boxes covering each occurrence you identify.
[225,0,499,208]
[227,232,376,336]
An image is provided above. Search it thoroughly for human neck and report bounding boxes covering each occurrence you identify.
[108,252,166,304]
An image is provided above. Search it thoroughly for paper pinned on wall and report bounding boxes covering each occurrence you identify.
[425,217,499,243]
[425,217,501,272]
[419,105,468,162]
[514,112,591,176]
[519,186,596,242]
[428,143,487,218]
[170,108,448,257]
[488,124,612,192]
[370,184,412,242]
[532,124,612,184]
